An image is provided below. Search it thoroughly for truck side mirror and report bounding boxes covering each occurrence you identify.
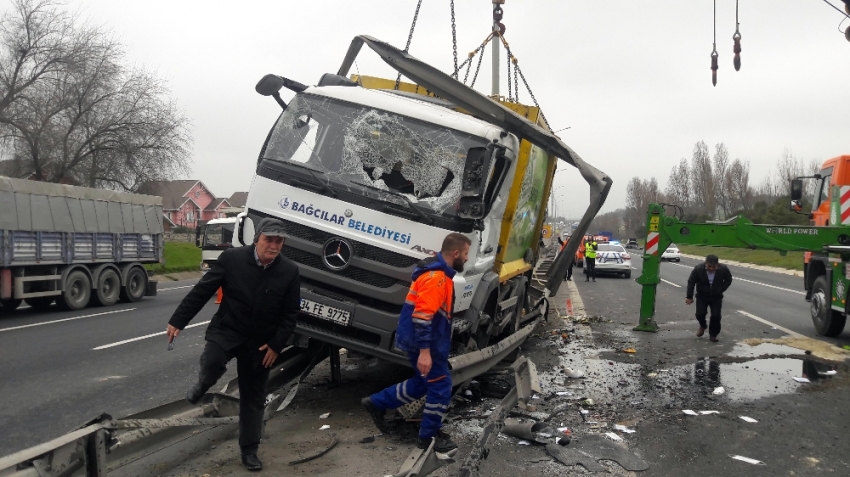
[460,146,493,197]
[790,179,803,202]
[458,145,510,220]
[237,214,255,247]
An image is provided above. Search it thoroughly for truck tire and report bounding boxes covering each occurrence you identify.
[1,298,23,312]
[810,276,846,337]
[92,268,121,306]
[25,297,54,310]
[120,267,147,303]
[58,270,91,311]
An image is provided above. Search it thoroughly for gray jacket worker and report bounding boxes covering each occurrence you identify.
[166,218,300,471]
[685,254,732,342]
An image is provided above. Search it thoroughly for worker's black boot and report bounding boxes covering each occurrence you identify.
[417,430,458,455]
[186,382,209,405]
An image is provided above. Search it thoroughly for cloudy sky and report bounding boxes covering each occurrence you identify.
[71,0,850,217]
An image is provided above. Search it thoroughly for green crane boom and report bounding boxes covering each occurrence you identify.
[634,203,850,333]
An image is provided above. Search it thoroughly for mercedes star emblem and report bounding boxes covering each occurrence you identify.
[322,238,353,271]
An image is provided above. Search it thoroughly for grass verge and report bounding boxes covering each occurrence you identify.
[677,245,804,271]
[145,242,201,275]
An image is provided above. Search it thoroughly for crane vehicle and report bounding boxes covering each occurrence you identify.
[634,179,850,337]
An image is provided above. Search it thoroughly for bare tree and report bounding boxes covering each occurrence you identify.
[727,158,753,212]
[625,176,663,235]
[712,142,731,218]
[664,158,691,212]
[690,141,714,218]
[0,1,93,117]
[0,0,191,189]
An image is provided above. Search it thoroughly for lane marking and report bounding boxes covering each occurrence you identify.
[0,308,136,333]
[93,320,211,350]
[660,278,682,288]
[669,262,804,295]
[737,310,805,338]
[159,285,196,291]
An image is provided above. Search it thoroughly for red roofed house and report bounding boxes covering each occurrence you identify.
[138,180,232,230]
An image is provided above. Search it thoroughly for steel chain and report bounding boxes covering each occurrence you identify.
[470,40,488,88]
[517,66,550,127]
[395,0,424,90]
[450,0,458,78]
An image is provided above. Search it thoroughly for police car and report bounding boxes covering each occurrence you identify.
[593,243,632,278]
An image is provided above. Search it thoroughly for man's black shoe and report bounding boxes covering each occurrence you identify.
[417,431,458,454]
[361,397,388,432]
[186,382,206,405]
[241,454,262,471]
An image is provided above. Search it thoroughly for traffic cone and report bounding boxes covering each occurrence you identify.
[215,287,223,304]
[566,298,573,316]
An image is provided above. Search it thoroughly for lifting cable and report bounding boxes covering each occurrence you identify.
[732,0,742,71]
[710,0,719,86]
[395,0,424,90]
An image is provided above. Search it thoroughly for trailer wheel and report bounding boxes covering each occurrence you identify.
[120,267,147,303]
[25,297,54,310]
[0,298,23,312]
[810,276,846,337]
[57,270,91,311]
[92,268,121,306]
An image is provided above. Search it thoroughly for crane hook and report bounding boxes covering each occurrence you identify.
[710,50,719,86]
[732,31,742,71]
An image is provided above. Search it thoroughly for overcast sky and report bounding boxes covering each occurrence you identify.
[70,0,850,217]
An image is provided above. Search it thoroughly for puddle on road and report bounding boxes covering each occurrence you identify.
[727,342,805,358]
[539,355,805,406]
[685,357,801,401]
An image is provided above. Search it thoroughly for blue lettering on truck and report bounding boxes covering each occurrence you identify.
[347,219,411,244]
[279,195,413,244]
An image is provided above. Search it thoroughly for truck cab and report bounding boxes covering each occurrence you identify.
[800,155,850,303]
[197,217,237,273]
[810,155,850,227]
[236,75,546,364]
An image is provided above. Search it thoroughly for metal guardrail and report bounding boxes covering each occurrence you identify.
[0,303,547,477]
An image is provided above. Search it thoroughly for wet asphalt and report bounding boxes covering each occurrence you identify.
[570,258,850,476]
[0,277,226,456]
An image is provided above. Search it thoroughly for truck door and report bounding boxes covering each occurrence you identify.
[811,166,833,226]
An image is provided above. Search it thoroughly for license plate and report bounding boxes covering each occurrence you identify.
[300,298,351,326]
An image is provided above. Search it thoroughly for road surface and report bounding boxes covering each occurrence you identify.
[0,277,225,456]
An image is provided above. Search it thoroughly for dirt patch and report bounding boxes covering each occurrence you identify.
[742,337,850,362]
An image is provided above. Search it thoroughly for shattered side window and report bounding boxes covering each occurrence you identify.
[264,93,490,216]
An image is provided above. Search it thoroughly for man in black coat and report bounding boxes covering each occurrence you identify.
[685,254,733,342]
[166,217,300,471]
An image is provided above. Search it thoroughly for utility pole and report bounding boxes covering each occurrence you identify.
[491,0,505,96]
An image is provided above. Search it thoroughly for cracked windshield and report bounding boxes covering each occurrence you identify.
[263,94,489,215]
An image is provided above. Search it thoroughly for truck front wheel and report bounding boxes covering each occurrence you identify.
[810,276,846,337]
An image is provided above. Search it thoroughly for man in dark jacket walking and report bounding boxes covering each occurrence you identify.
[361,233,470,457]
[166,218,300,471]
[686,254,733,342]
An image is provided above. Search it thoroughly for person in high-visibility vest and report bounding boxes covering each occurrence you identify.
[584,239,598,282]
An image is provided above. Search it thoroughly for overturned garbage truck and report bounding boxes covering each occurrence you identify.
[0,177,162,312]
[234,36,611,365]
